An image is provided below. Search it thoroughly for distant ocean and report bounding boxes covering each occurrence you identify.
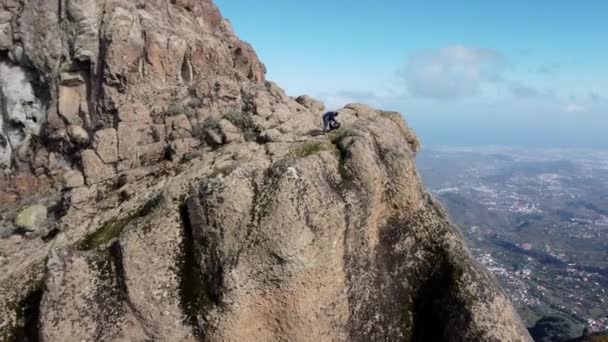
[408,115,608,150]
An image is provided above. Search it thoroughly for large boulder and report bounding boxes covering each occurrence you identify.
[15,204,47,231]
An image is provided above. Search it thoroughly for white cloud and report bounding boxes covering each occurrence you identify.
[317,86,405,110]
[318,92,360,110]
[401,45,505,99]
[560,104,586,113]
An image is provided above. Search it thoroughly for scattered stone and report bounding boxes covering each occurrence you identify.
[15,204,47,230]
[63,170,85,189]
[68,125,89,144]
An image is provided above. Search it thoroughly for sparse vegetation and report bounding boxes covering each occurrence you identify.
[292,141,340,159]
[223,111,258,142]
[202,117,221,131]
[165,102,186,117]
[29,134,42,150]
[195,117,222,146]
[223,111,247,129]
[78,216,133,251]
[165,90,205,119]
[77,194,163,251]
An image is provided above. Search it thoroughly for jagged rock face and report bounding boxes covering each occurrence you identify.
[183,109,531,341]
[0,0,273,205]
[0,1,533,341]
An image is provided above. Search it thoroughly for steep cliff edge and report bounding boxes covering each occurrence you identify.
[0,1,532,341]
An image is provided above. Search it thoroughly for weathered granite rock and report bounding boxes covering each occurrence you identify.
[63,170,85,189]
[58,85,84,126]
[296,94,325,113]
[93,129,119,164]
[0,11,12,50]
[81,150,114,184]
[40,248,148,342]
[166,114,193,140]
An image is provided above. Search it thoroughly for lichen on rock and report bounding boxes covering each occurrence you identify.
[15,204,47,231]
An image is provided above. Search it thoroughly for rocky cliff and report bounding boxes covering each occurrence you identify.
[0,0,533,341]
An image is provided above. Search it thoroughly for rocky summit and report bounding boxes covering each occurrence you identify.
[0,0,533,341]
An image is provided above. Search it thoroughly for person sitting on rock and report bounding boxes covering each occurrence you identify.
[322,111,341,133]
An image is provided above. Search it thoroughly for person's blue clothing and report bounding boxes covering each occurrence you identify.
[322,111,340,132]
[323,111,337,122]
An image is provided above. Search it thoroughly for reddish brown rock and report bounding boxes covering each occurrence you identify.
[13,171,39,196]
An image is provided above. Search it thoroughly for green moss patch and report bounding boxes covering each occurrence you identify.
[292,141,340,159]
[223,111,248,129]
[223,111,258,142]
[77,195,163,251]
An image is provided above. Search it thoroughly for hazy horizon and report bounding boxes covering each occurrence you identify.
[215,1,607,149]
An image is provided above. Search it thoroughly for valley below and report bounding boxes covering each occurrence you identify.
[418,147,608,340]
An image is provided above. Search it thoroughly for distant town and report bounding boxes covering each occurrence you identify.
[418,147,608,338]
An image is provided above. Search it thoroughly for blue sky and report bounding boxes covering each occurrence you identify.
[215,1,607,148]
